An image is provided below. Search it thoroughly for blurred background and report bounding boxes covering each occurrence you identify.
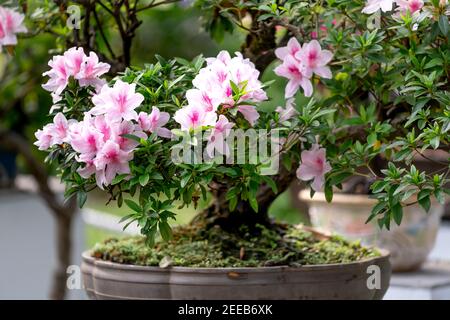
[1,2,449,300]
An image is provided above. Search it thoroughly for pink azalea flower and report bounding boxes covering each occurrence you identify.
[296,144,332,192]
[237,105,260,126]
[0,6,27,48]
[186,89,222,112]
[192,51,267,109]
[42,55,70,96]
[173,104,217,131]
[396,0,424,14]
[274,55,313,98]
[64,47,85,76]
[94,140,133,187]
[275,37,302,61]
[91,80,144,122]
[51,112,72,144]
[111,120,146,152]
[34,126,54,151]
[75,51,110,90]
[295,40,333,79]
[275,99,298,122]
[362,0,394,14]
[206,50,232,66]
[33,113,72,150]
[138,107,171,138]
[206,115,234,157]
[69,116,104,160]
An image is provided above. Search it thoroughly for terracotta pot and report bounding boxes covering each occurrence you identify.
[81,249,391,300]
[299,191,444,272]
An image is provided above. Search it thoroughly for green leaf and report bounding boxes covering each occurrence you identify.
[438,15,449,36]
[125,199,142,213]
[418,195,431,212]
[159,221,172,241]
[139,174,150,186]
[112,174,128,185]
[249,196,258,212]
[77,191,87,208]
[150,172,164,180]
[324,184,333,203]
[180,173,192,188]
[392,203,403,225]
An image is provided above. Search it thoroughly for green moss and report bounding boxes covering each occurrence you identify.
[92,223,380,267]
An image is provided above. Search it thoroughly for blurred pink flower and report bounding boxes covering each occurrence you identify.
[296,144,332,191]
[295,40,333,79]
[275,37,302,60]
[174,104,217,131]
[396,0,423,14]
[311,31,318,39]
[275,99,298,122]
[206,115,234,157]
[274,55,313,98]
[91,80,144,122]
[138,107,171,138]
[237,105,260,126]
[34,127,54,151]
[362,0,394,14]
[0,6,27,49]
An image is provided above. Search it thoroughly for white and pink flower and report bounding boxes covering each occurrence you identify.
[34,113,73,150]
[274,55,313,98]
[42,47,110,102]
[362,0,395,14]
[295,40,333,79]
[138,107,171,138]
[0,6,27,50]
[173,104,217,131]
[206,115,234,157]
[91,80,144,123]
[274,38,332,98]
[396,0,424,14]
[296,144,332,191]
[275,99,298,123]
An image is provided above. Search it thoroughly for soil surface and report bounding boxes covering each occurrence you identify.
[92,221,379,267]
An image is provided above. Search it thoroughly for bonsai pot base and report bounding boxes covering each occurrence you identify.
[81,250,391,300]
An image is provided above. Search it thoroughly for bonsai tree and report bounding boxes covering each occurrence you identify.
[32,0,449,264]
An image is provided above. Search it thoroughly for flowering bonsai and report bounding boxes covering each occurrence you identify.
[31,0,449,266]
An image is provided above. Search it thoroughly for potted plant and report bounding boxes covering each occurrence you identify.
[32,0,449,299]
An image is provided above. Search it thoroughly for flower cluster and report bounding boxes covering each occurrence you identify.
[175,51,267,129]
[174,51,267,156]
[0,6,27,50]
[274,38,333,98]
[42,47,111,103]
[36,49,173,188]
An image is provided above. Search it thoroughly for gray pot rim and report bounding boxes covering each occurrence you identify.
[83,248,390,273]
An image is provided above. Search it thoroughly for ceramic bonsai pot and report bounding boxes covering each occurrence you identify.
[299,190,444,272]
[81,249,391,300]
